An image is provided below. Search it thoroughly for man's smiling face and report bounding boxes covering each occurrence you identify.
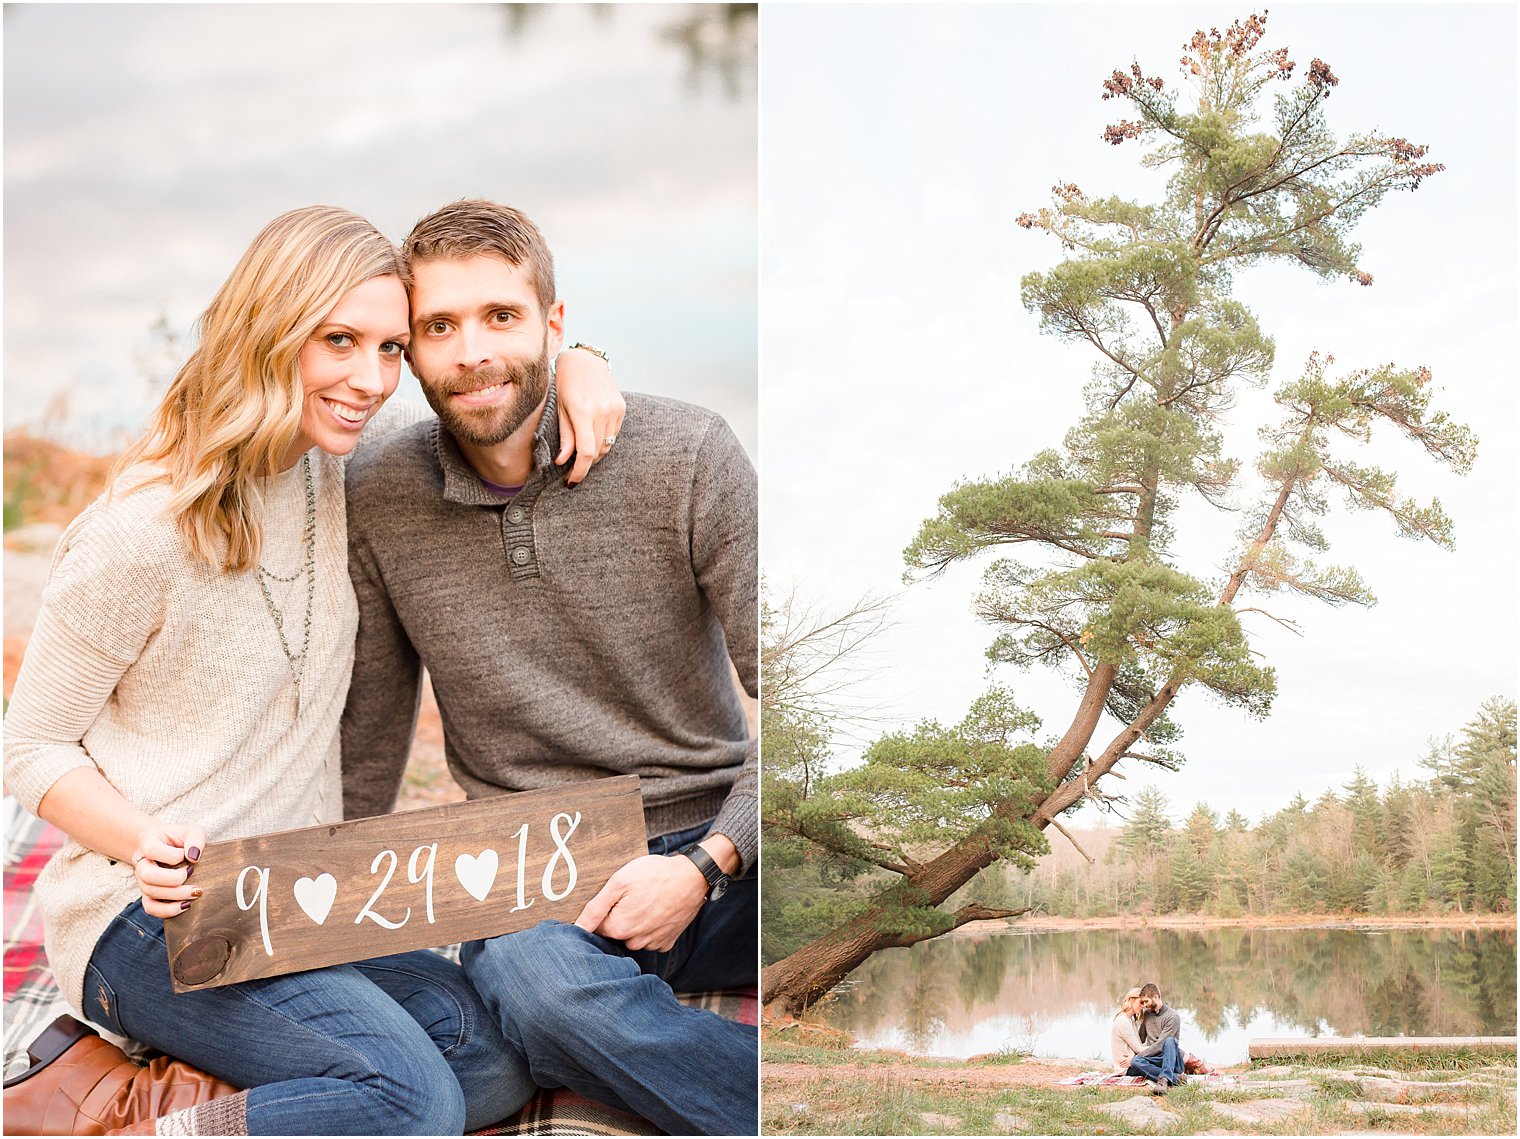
[406,253,565,449]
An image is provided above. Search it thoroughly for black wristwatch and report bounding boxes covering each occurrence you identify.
[675,842,731,902]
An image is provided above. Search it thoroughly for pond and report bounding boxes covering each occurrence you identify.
[816,925,1517,1066]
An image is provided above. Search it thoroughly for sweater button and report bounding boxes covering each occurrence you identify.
[511,546,531,566]
[507,506,525,524]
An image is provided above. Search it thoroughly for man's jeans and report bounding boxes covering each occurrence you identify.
[87,899,534,1135]
[1127,1036,1185,1085]
[460,822,759,1136]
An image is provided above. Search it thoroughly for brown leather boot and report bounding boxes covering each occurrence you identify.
[2,1016,241,1136]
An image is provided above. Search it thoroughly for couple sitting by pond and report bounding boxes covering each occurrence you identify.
[1110,982,1211,1091]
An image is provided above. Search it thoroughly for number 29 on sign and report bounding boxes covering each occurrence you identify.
[233,810,582,957]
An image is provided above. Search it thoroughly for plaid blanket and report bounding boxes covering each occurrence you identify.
[1057,1070,1235,1087]
[3,800,757,1135]
[3,799,70,1075]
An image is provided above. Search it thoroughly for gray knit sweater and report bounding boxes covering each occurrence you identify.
[341,383,759,870]
[1137,1002,1182,1056]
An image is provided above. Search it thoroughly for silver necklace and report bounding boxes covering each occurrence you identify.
[256,453,316,715]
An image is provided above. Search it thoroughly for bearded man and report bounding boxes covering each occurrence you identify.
[340,199,757,1136]
[1127,981,1185,1090]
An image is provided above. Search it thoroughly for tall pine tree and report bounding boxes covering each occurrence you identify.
[762,11,1468,1015]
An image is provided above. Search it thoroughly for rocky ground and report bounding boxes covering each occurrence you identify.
[762,1028,1518,1136]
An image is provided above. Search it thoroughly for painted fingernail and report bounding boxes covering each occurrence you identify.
[184,864,194,881]
[180,900,192,911]
[191,889,203,899]
[188,847,201,862]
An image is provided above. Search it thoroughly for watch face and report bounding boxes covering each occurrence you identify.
[710,876,730,901]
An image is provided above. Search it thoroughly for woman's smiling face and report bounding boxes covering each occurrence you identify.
[286,273,410,464]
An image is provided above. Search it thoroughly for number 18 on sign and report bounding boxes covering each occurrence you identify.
[164,775,646,991]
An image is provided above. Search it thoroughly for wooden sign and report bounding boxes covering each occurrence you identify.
[163,775,645,991]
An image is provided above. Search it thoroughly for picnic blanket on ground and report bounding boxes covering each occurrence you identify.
[3,801,757,1136]
[1058,1072,1151,1086]
[1058,1070,1236,1087]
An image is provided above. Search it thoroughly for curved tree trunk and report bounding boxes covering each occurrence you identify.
[762,817,1034,1016]
[767,288,1204,1019]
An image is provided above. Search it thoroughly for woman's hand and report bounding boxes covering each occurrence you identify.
[554,345,625,486]
[133,822,207,920]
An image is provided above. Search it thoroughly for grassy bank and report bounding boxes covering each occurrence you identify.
[762,1037,1518,1135]
[968,913,1518,933]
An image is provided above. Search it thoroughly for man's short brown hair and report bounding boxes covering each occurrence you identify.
[402,199,556,315]
[1139,982,1162,1001]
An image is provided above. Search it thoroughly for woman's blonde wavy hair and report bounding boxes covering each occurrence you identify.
[114,206,405,573]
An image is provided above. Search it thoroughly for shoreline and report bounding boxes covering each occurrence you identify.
[956,913,1516,933]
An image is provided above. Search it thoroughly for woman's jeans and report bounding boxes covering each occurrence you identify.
[460,822,759,1136]
[86,899,535,1135]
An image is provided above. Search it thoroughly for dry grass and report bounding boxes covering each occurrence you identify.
[4,431,115,532]
[763,1039,1518,1135]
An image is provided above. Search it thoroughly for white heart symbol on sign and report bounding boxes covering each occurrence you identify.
[454,850,499,902]
[294,874,338,925]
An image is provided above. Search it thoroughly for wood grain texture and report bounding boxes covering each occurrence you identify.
[163,775,646,991]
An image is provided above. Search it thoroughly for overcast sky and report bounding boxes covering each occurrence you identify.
[759,3,1518,827]
[3,3,757,455]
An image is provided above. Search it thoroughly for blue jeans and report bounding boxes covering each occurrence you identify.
[1127,1036,1185,1085]
[460,822,758,1135]
[86,900,534,1135]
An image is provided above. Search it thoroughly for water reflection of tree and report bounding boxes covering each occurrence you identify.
[844,946,953,1052]
[955,937,1012,1010]
[824,928,1516,1048]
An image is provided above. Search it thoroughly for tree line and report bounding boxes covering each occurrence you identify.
[764,696,1515,967]
[994,697,1517,918]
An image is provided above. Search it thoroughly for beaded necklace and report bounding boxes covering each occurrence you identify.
[255,452,316,715]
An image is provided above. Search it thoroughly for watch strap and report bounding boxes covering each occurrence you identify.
[676,843,729,900]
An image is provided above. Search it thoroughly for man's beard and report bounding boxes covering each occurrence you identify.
[420,347,551,449]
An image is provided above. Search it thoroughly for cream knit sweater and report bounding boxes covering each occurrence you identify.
[4,450,356,1022]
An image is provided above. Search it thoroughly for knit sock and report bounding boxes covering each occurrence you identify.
[154,1090,250,1136]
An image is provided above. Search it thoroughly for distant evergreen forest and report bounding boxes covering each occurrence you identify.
[761,698,1515,965]
[981,697,1516,918]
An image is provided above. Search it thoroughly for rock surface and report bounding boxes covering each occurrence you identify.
[1096,1095,1178,1130]
[1344,1100,1474,1116]
[1208,1098,1309,1125]
[919,1111,963,1129]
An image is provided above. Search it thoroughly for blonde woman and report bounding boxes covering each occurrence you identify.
[3,205,622,1136]
[1110,987,1147,1074]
